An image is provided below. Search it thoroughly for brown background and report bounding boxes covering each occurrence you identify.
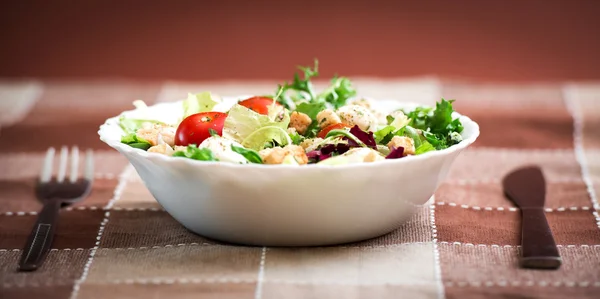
[1,0,600,82]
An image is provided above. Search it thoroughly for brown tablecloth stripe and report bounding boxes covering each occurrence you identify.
[0,79,599,299]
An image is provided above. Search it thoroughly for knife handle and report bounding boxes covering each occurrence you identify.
[520,208,562,269]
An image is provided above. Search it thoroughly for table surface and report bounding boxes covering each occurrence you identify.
[0,78,599,299]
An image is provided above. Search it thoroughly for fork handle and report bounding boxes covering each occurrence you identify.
[19,200,62,271]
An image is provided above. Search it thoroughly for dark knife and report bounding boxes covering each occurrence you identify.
[502,165,562,270]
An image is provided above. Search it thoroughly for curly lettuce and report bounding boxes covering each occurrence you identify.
[275,59,357,138]
[402,99,464,150]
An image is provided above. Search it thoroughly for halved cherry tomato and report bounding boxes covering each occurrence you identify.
[174,112,227,146]
[317,123,351,139]
[238,96,281,115]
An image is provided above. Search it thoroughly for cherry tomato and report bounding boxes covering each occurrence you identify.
[174,112,227,146]
[238,96,281,115]
[317,123,351,139]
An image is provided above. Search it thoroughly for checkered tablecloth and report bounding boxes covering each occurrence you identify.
[1,78,599,299]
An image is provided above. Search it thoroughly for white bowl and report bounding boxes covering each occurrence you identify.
[99,97,480,247]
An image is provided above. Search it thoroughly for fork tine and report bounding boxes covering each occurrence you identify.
[69,146,79,183]
[84,149,94,181]
[56,146,69,183]
[40,147,55,183]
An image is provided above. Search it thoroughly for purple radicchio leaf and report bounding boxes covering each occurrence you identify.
[321,143,350,155]
[306,150,331,163]
[343,137,360,148]
[334,143,350,154]
[385,146,405,159]
[348,125,377,149]
[319,144,337,155]
[307,143,351,163]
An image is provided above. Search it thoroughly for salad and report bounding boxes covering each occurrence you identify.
[118,60,464,166]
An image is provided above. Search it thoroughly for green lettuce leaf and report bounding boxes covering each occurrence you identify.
[231,145,263,164]
[403,126,423,149]
[266,99,287,122]
[183,92,220,118]
[172,145,217,161]
[303,121,321,138]
[390,112,411,129]
[276,59,356,111]
[403,106,433,130]
[288,130,305,145]
[429,99,461,134]
[277,60,319,108]
[294,101,327,138]
[415,141,436,155]
[118,116,165,135]
[374,113,410,144]
[374,126,395,144]
[402,98,464,150]
[421,131,447,150]
[386,115,395,125]
[403,98,463,136]
[295,101,326,121]
[316,77,357,109]
[223,104,290,145]
[241,126,292,151]
[120,133,152,150]
[117,100,166,135]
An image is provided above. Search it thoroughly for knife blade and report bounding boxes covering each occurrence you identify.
[502,165,562,270]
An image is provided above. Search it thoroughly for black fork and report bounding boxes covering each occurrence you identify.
[18,146,94,271]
